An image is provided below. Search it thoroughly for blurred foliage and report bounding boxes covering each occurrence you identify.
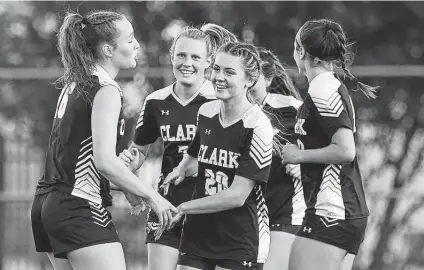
[0,1,423,146]
[0,1,424,270]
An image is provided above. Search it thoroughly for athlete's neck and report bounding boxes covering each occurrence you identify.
[174,79,206,103]
[221,92,253,125]
[96,61,119,80]
[305,65,333,84]
[252,91,268,106]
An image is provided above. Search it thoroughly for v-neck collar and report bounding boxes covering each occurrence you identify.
[171,80,208,107]
[218,101,257,128]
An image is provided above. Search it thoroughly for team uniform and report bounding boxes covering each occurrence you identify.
[261,93,306,233]
[294,72,369,254]
[134,80,215,249]
[31,66,126,258]
[179,100,273,270]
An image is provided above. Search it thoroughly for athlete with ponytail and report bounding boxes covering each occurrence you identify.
[282,19,377,270]
[30,10,176,270]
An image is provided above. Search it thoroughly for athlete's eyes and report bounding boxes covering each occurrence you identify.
[177,53,186,58]
[192,55,201,60]
[225,70,235,76]
[212,65,220,71]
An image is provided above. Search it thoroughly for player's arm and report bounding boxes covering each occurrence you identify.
[161,152,198,193]
[123,96,163,171]
[283,94,356,165]
[284,127,355,164]
[177,120,273,214]
[178,175,255,214]
[137,138,164,190]
[91,85,176,226]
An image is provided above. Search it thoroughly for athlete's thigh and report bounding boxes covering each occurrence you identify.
[46,252,73,270]
[148,243,179,270]
[340,253,355,270]
[67,242,126,270]
[177,265,203,270]
[288,236,347,270]
[264,231,296,270]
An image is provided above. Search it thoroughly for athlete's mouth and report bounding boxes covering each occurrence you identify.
[179,69,195,76]
[215,83,227,91]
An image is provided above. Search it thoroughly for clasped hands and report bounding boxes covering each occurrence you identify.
[119,148,185,239]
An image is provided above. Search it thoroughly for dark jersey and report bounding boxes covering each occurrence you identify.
[36,67,126,207]
[262,93,306,225]
[181,100,273,263]
[134,81,215,204]
[294,72,369,220]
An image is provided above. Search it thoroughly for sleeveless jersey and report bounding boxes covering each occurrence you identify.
[36,66,125,207]
[295,72,369,219]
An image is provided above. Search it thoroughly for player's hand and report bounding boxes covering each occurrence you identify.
[281,144,302,164]
[171,203,185,228]
[169,204,185,229]
[148,194,178,240]
[124,191,147,216]
[285,164,301,181]
[161,168,185,196]
[119,148,141,172]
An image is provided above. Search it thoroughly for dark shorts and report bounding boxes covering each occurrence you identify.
[145,213,182,249]
[144,175,196,249]
[31,190,120,259]
[296,213,368,255]
[178,252,264,270]
[270,223,301,234]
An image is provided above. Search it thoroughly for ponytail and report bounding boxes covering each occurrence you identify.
[55,12,95,101]
[340,51,378,99]
[55,10,124,101]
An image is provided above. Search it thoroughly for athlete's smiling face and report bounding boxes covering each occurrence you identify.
[171,37,210,87]
[211,52,254,101]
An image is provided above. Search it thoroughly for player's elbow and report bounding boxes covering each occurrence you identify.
[229,190,249,208]
[339,145,356,163]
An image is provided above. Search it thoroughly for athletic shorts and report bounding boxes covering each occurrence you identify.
[31,190,120,258]
[178,252,264,270]
[270,223,301,234]
[145,215,182,249]
[144,175,196,249]
[296,213,368,255]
